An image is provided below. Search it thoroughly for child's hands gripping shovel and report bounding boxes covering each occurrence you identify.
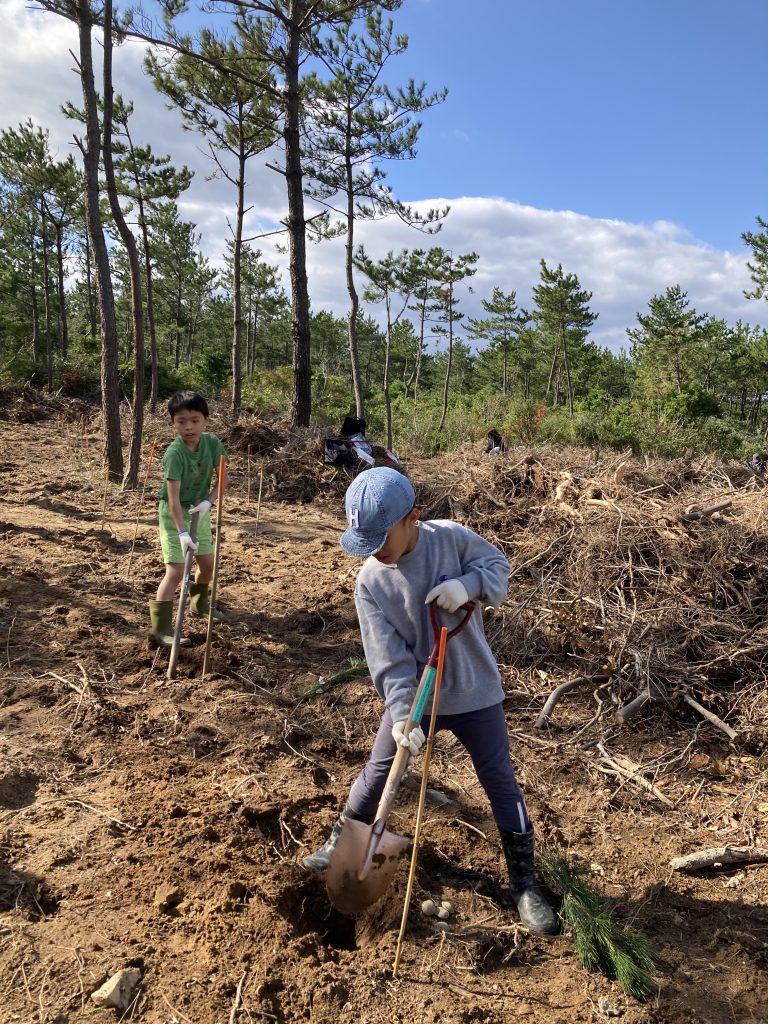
[167,510,200,680]
[325,601,474,917]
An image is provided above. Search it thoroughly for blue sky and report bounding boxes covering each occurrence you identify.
[383,0,767,251]
[2,0,767,350]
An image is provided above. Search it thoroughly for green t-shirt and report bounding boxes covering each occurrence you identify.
[159,433,226,504]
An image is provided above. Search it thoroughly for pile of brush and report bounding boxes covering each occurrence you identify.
[410,445,768,738]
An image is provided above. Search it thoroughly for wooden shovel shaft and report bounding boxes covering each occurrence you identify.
[202,456,226,679]
[167,511,200,680]
[359,656,437,878]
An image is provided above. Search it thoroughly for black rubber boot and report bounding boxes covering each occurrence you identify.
[148,600,190,648]
[189,582,226,621]
[301,805,374,872]
[500,826,558,935]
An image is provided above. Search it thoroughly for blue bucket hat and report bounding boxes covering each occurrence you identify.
[340,468,416,557]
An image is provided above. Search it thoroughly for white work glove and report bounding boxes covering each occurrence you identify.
[178,530,198,558]
[392,720,425,761]
[189,498,213,521]
[425,578,469,614]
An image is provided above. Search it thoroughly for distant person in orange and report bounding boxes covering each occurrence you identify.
[484,428,506,455]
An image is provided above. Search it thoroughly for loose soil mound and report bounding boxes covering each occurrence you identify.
[1,416,766,1024]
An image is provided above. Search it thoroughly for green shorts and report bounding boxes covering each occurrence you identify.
[158,501,214,564]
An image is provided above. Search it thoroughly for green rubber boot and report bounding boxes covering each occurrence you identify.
[189,583,226,622]
[148,600,190,648]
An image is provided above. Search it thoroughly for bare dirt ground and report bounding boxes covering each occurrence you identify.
[1,411,767,1024]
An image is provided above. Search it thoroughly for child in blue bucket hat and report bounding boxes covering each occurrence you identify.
[302,467,556,935]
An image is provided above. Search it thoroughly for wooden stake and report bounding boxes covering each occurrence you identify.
[80,413,88,459]
[246,444,252,509]
[100,465,110,531]
[254,460,264,532]
[393,626,449,977]
[202,456,227,680]
[127,440,157,578]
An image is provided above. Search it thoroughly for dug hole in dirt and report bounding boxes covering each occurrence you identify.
[1,399,767,1023]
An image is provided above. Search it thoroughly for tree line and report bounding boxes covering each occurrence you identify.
[1,0,768,482]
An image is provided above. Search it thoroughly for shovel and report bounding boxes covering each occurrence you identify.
[325,600,475,916]
[167,510,200,680]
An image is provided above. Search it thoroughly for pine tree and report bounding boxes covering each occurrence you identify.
[467,287,530,395]
[112,97,193,411]
[532,260,597,417]
[147,27,277,416]
[627,285,707,398]
[426,249,478,432]
[354,246,421,448]
[36,0,123,479]
[303,9,446,419]
[742,215,768,302]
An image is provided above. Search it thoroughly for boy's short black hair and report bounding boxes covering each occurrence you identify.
[168,390,209,419]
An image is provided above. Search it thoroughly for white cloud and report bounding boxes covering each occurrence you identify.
[321,198,768,351]
[2,0,766,354]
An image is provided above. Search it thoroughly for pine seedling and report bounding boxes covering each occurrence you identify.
[300,658,369,700]
[540,852,656,1002]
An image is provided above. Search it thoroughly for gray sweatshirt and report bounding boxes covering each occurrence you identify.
[354,519,511,722]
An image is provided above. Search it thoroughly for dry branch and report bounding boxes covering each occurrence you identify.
[681,693,738,741]
[592,743,674,807]
[534,673,612,729]
[670,846,768,872]
[679,499,732,524]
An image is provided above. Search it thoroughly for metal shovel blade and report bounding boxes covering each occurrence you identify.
[325,819,410,916]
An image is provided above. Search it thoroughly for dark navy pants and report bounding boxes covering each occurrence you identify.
[347,701,530,833]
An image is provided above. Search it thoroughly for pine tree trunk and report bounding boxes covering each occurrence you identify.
[383,299,393,450]
[285,4,311,427]
[102,0,144,489]
[55,225,69,358]
[77,0,123,481]
[560,324,574,417]
[344,131,364,419]
[138,207,159,413]
[83,230,97,338]
[437,281,454,433]
[175,277,182,368]
[40,205,53,390]
[231,139,245,418]
[413,296,427,398]
[30,280,40,365]
[546,340,559,399]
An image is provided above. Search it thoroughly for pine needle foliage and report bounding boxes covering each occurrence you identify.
[540,852,657,1002]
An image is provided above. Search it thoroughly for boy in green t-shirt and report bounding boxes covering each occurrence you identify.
[148,390,227,646]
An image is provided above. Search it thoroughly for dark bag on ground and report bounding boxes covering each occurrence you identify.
[340,416,367,438]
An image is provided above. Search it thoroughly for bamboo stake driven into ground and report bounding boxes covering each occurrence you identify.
[202,456,227,680]
[393,626,449,977]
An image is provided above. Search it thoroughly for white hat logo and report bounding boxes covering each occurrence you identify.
[349,506,360,528]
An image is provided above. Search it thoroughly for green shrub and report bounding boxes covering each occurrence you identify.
[662,386,722,421]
